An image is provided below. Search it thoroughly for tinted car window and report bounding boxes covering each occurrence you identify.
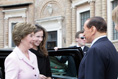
[48,47,83,79]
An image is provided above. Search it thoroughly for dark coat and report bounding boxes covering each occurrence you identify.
[30,49,52,77]
[78,37,118,79]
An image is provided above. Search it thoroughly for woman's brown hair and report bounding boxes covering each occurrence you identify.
[35,24,48,57]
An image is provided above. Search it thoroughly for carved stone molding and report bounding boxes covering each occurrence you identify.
[41,2,62,18]
[47,3,53,15]
[2,8,27,19]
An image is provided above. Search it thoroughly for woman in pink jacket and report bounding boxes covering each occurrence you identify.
[4,22,40,79]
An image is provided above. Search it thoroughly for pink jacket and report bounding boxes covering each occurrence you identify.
[4,47,40,79]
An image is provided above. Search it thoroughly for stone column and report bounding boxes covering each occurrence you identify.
[90,1,95,17]
[102,0,107,21]
[65,0,72,47]
[4,18,9,48]
[96,0,102,16]
[72,7,76,44]
[27,3,35,24]
[0,8,4,48]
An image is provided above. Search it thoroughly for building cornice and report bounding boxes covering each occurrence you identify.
[0,2,33,8]
[2,8,27,13]
[72,0,89,8]
[36,16,64,23]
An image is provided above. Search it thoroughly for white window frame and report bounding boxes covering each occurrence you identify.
[107,0,113,40]
[36,16,64,48]
[9,21,23,48]
[107,0,117,41]
[76,4,90,31]
[2,8,27,48]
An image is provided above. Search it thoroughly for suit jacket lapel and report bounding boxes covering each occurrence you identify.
[83,46,89,52]
[22,53,35,68]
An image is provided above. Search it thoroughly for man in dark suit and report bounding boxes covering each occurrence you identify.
[55,30,89,55]
[69,30,89,55]
[78,16,118,79]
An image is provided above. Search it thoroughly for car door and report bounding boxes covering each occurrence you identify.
[48,47,83,79]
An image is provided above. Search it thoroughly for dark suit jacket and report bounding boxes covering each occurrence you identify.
[78,37,118,79]
[83,46,89,54]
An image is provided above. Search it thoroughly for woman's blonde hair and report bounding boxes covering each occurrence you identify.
[12,22,36,46]
[112,6,118,24]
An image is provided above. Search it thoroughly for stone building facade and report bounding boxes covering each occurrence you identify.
[0,0,118,50]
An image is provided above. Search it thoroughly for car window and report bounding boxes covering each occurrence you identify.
[48,47,83,79]
[50,56,77,77]
[50,56,67,75]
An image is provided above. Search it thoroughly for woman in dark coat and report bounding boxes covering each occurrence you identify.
[30,24,52,79]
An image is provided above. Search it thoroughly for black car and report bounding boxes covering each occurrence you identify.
[0,48,12,79]
[0,47,83,79]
